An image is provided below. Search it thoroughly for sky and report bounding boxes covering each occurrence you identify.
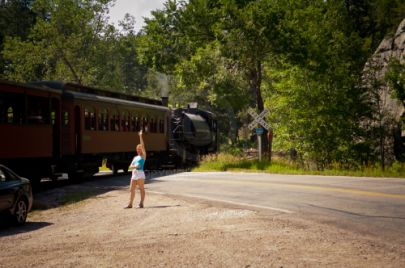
[108,0,167,32]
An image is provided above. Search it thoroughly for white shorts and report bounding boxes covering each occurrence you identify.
[131,170,145,180]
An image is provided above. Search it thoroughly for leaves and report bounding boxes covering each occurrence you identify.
[1,0,404,166]
[2,0,148,92]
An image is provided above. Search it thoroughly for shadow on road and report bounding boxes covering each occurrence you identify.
[0,220,53,237]
[31,170,187,211]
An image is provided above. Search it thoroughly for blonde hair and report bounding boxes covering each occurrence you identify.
[136,144,145,158]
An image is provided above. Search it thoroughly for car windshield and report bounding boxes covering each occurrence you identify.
[0,167,19,181]
[0,169,5,182]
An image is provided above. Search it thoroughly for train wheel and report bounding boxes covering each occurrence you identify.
[123,166,129,174]
[111,164,118,175]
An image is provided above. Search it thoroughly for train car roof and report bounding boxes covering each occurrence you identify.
[29,81,168,112]
[30,80,165,107]
[0,79,62,95]
[63,89,170,112]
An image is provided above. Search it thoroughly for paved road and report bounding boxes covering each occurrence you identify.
[145,171,405,246]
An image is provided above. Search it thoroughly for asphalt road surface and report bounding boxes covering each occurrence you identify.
[144,171,405,246]
[2,170,404,267]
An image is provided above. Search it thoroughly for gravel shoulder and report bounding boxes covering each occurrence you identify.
[1,175,404,267]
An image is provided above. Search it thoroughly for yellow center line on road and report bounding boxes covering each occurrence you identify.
[172,177,405,200]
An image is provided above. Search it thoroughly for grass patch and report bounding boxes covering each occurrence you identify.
[193,153,405,178]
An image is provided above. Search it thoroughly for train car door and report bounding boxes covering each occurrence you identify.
[51,98,61,158]
[74,105,81,154]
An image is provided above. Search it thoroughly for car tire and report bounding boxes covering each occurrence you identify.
[13,198,28,225]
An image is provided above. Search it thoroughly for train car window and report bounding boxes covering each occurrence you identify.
[130,114,136,132]
[27,96,49,124]
[150,117,157,133]
[121,111,129,132]
[51,111,56,125]
[85,108,90,130]
[63,111,69,126]
[91,110,96,130]
[149,117,153,133]
[98,108,108,131]
[110,110,119,131]
[84,107,96,130]
[7,107,13,123]
[142,116,149,133]
[135,116,141,132]
[0,92,24,124]
[159,118,165,133]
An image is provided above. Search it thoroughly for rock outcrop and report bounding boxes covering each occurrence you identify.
[362,18,405,164]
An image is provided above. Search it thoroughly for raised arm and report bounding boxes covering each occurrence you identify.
[139,130,146,159]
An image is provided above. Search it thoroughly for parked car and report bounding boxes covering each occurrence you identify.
[0,165,33,224]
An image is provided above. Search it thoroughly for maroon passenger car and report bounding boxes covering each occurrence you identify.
[0,80,62,183]
[0,80,170,184]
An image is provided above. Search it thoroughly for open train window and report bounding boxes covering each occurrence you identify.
[142,116,149,132]
[7,107,13,123]
[84,107,96,130]
[121,111,129,132]
[150,117,157,133]
[51,111,56,125]
[130,114,137,132]
[159,118,165,133]
[63,111,69,126]
[136,115,141,131]
[110,110,119,131]
[0,92,24,124]
[98,108,108,131]
[27,95,49,124]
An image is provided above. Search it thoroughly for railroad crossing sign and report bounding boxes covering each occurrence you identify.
[248,108,269,130]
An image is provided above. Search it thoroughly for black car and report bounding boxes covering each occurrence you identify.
[0,165,33,224]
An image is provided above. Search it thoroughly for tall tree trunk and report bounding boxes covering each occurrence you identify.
[248,60,268,157]
[380,124,385,171]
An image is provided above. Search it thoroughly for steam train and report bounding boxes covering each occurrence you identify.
[0,80,217,184]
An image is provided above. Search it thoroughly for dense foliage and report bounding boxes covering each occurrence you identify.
[1,0,148,91]
[1,0,404,169]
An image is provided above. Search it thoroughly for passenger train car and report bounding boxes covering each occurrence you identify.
[0,80,217,184]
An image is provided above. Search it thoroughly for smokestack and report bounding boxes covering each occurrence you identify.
[156,71,169,98]
[161,96,168,106]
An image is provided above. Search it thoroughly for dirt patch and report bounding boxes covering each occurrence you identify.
[1,179,404,267]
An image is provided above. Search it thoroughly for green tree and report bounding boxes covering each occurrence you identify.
[0,0,36,78]
[138,0,189,75]
[137,0,401,167]
[265,0,370,168]
[138,0,287,147]
[174,42,250,142]
[3,0,112,84]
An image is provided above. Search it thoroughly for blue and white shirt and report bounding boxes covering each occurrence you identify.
[131,155,145,171]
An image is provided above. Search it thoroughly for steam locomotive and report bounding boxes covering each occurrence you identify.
[0,80,217,184]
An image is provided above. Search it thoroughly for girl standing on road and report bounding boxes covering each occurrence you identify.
[125,130,146,209]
